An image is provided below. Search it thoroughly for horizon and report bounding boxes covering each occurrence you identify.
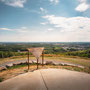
[0,0,90,42]
[0,41,90,43]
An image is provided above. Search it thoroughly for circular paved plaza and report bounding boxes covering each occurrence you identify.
[0,69,90,90]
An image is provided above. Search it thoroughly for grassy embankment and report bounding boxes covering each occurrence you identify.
[0,64,90,82]
[0,55,90,82]
[0,54,90,68]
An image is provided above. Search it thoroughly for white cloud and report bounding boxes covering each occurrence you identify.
[78,0,87,3]
[0,27,29,33]
[40,7,47,13]
[42,15,90,41]
[43,15,90,32]
[75,3,89,12]
[0,28,12,31]
[48,28,54,31]
[0,0,27,8]
[49,0,59,4]
[15,27,28,33]
[40,7,44,12]
[40,22,48,25]
[75,0,90,12]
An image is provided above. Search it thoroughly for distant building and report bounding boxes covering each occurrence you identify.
[17,50,21,52]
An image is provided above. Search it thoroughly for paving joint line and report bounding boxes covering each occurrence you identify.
[39,70,48,90]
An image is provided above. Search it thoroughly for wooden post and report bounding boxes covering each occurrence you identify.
[37,58,39,69]
[42,51,44,66]
[2,52,4,58]
[28,50,30,70]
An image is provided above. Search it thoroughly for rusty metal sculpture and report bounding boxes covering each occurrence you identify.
[27,47,44,70]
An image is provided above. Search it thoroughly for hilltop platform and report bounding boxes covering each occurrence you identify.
[0,69,90,90]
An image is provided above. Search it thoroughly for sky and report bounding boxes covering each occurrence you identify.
[0,0,90,42]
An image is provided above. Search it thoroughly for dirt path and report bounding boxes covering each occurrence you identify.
[0,58,84,68]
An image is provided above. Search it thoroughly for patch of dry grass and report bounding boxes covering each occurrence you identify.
[0,55,90,82]
[45,56,90,67]
[0,64,90,82]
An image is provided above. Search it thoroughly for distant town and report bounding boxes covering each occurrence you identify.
[0,42,90,58]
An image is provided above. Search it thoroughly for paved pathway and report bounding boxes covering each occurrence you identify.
[0,69,90,90]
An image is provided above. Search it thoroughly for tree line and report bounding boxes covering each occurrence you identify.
[0,49,90,58]
[0,43,90,58]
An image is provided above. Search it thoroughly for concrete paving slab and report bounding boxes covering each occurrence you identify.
[40,69,90,90]
[0,69,90,90]
[0,70,47,90]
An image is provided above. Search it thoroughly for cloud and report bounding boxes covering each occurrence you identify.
[42,15,90,32]
[0,27,29,33]
[40,7,47,13]
[40,7,45,12]
[40,22,48,25]
[78,0,87,3]
[49,0,59,4]
[0,0,27,8]
[16,27,29,33]
[75,0,90,12]
[48,28,54,31]
[75,2,89,12]
[42,15,90,41]
[0,28,12,31]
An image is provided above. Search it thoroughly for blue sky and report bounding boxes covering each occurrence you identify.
[0,0,90,42]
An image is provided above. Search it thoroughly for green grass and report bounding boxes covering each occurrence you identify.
[45,56,90,68]
[7,64,27,69]
[0,78,4,82]
[6,63,39,70]
[0,55,90,73]
[63,66,90,74]
[0,64,90,82]
[7,64,90,74]
[0,55,90,68]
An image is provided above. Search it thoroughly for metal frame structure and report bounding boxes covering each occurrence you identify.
[27,47,44,70]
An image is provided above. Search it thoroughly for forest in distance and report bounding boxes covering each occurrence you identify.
[0,42,90,58]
